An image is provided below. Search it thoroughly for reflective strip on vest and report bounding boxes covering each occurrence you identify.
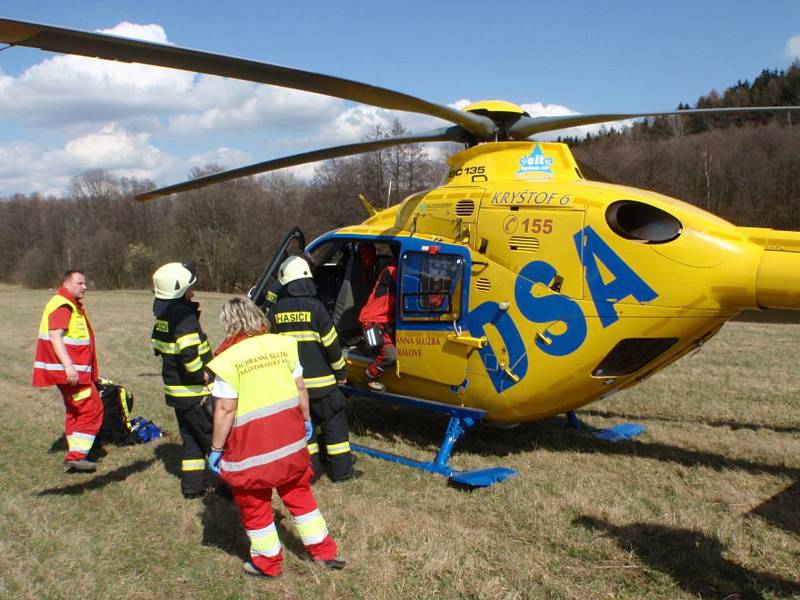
[248,523,281,557]
[220,438,306,473]
[151,339,180,354]
[38,332,92,346]
[292,508,329,546]
[34,361,92,372]
[67,431,95,454]
[320,327,337,347]
[176,333,202,350]
[307,442,319,455]
[326,441,350,456]
[281,330,321,343]
[182,459,206,472]
[164,384,209,397]
[330,356,346,371]
[304,374,336,389]
[198,340,211,355]
[234,396,299,429]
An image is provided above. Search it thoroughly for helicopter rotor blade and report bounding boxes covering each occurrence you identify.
[135,126,467,202]
[508,106,800,139]
[0,18,496,140]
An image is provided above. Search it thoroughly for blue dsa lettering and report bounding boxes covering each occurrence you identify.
[468,301,528,393]
[575,226,657,327]
[514,260,587,357]
[469,225,657,392]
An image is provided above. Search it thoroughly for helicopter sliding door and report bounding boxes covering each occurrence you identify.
[467,203,587,393]
[476,205,586,299]
[395,241,470,387]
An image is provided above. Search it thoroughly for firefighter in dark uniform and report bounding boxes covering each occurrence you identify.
[151,262,215,498]
[270,256,360,482]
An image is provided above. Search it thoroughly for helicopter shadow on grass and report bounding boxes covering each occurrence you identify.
[347,398,800,481]
[573,515,800,599]
[36,458,157,496]
[749,480,800,537]
[581,408,800,435]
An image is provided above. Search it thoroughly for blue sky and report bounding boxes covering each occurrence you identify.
[1,1,799,195]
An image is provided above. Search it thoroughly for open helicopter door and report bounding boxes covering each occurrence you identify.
[248,226,305,311]
[345,236,515,488]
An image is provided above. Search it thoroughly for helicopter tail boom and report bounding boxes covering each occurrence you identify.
[754,230,800,309]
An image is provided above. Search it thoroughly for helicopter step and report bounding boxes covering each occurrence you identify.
[339,384,516,488]
[565,411,645,442]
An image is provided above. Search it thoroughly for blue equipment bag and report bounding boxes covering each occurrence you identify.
[129,417,163,443]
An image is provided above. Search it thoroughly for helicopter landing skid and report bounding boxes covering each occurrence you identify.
[565,411,645,442]
[340,385,516,488]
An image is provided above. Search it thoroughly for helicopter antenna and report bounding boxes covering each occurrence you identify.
[386,180,393,208]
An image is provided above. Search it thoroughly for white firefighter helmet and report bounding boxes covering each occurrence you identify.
[153,262,197,299]
[278,255,312,285]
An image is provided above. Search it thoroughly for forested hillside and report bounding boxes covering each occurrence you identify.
[2,65,799,292]
[571,64,800,229]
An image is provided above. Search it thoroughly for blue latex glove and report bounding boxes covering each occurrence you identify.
[208,449,223,476]
[304,420,314,442]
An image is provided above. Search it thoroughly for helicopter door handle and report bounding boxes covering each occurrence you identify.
[500,363,520,383]
[446,333,488,349]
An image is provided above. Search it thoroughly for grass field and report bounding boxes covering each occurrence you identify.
[1,284,798,599]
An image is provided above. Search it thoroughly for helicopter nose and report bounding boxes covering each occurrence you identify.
[754,230,800,309]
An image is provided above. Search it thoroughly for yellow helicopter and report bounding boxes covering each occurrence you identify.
[3,18,800,485]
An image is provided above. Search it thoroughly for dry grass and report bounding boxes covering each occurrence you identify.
[0,284,798,599]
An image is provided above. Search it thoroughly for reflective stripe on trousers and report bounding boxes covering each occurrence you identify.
[326,441,350,456]
[247,523,282,557]
[182,459,206,472]
[293,508,330,546]
[67,431,95,454]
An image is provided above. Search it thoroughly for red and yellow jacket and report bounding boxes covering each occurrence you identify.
[33,288,98,387]
[208,333,309,489]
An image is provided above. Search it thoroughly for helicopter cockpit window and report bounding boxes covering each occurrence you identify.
[606,200,682,244]
[400,252,463,321]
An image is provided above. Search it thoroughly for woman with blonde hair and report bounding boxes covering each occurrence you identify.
[207,296,344,577]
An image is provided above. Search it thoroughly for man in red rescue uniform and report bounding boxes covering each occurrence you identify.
[33,270,103,472]
[359,254,398,392]
[207,296,344,578]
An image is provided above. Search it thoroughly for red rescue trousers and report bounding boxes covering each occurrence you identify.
[232,465,337,576]
[57,382,103,462]
[365,327,396,379]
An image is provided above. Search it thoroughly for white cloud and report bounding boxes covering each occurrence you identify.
[98,22,170,44]
[0,124,179,195]
[1,23,196,128]
[168,82,342,136]
[0,20,347,137]
[785,35,800,63]
[49,124,163,170]
[187,147,250,170]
